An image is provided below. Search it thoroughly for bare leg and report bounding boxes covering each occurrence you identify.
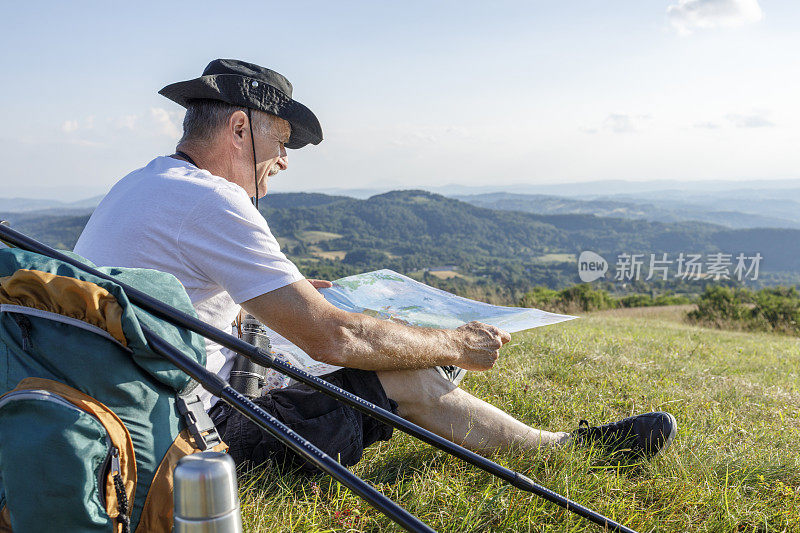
[377,368,570,454]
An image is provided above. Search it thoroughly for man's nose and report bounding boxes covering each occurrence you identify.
[277,154,288,170]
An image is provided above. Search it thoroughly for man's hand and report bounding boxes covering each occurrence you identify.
[449,321,512,371]
[308,279,332,289]
[243,280,510,372]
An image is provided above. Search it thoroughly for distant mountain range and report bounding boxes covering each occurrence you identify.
[455,192,800,230]
[0,196,103,213]
[4,178,800,231]
[314,180,800,230]
[315,178,800,199]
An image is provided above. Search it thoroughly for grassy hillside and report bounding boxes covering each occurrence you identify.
[238,308,800,532]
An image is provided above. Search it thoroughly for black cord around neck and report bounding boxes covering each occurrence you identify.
[247,108,259,210]
[174,150,198,168]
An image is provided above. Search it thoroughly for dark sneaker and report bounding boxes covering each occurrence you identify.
[435,365,467,386]
[573,411,677,463]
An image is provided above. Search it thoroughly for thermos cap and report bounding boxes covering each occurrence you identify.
[174,452,239,519]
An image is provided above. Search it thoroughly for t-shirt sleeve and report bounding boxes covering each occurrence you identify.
[177,185,305,304]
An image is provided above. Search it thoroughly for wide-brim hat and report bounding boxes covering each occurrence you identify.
[159,59,322,149]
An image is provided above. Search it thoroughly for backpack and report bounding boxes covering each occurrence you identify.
[0,247,227,532]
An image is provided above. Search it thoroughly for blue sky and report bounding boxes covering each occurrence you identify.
[1,0,797,200]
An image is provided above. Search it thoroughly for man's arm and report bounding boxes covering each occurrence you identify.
[241,279,511,372]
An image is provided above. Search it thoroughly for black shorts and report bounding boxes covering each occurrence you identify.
[209,368,397,471]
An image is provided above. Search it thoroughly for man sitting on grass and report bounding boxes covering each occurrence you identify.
[74,59,677,470]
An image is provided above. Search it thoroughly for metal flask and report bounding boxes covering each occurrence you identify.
[173,451,243,533]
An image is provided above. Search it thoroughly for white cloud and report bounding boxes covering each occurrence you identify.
[603,113,638,134]
[693,112,774,129]
[726,113,774,128]
[57,108,183,144]
[114,114,138,131]
[668,0,763,34]
[582,114,651,135]
[60,116,95,134]
[61,120,79,133]
[149,107,182,139]
[693,121,720,129]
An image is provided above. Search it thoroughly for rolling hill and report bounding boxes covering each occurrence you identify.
[3,190,798,304]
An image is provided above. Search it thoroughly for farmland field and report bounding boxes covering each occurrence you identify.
[296,231,344,244]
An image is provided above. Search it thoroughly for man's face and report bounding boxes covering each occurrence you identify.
[253,114,291,197]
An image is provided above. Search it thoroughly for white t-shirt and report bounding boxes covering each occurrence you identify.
[74,156,305,409]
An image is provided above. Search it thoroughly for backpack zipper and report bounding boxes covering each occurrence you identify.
[0,389,124,515]
[96,439,121,508]
[1,305,131,352]
[9,314,32,351]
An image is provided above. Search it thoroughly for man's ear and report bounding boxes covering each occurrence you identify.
[228,110,249,149]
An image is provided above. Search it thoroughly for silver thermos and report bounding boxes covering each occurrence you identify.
[173,452,243,533]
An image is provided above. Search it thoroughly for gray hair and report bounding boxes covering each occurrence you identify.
[179,100,271,144]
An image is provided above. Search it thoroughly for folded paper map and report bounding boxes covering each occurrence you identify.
[258,269,577,389]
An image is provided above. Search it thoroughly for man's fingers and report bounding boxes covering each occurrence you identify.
[453,322,511,371]
[499,329,511,344]
[474,322,512,345]
[486,325,509,341]
[307,279,333,289]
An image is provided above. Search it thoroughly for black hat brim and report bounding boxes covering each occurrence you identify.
[159,74,322,149]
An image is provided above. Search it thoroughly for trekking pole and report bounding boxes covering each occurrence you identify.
[0,224,638,533]
[0,225,434,533]
[142,325,435,533]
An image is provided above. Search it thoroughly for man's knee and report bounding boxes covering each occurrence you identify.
[377,368,458,417]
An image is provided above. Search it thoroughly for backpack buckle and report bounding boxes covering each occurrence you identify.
[176,393,222,451]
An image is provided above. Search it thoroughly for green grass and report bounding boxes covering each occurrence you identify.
[238,307,800,532]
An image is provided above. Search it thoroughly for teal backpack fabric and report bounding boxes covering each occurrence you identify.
[0,247,219,532]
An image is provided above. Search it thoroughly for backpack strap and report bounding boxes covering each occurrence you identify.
[176,390,222,451]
